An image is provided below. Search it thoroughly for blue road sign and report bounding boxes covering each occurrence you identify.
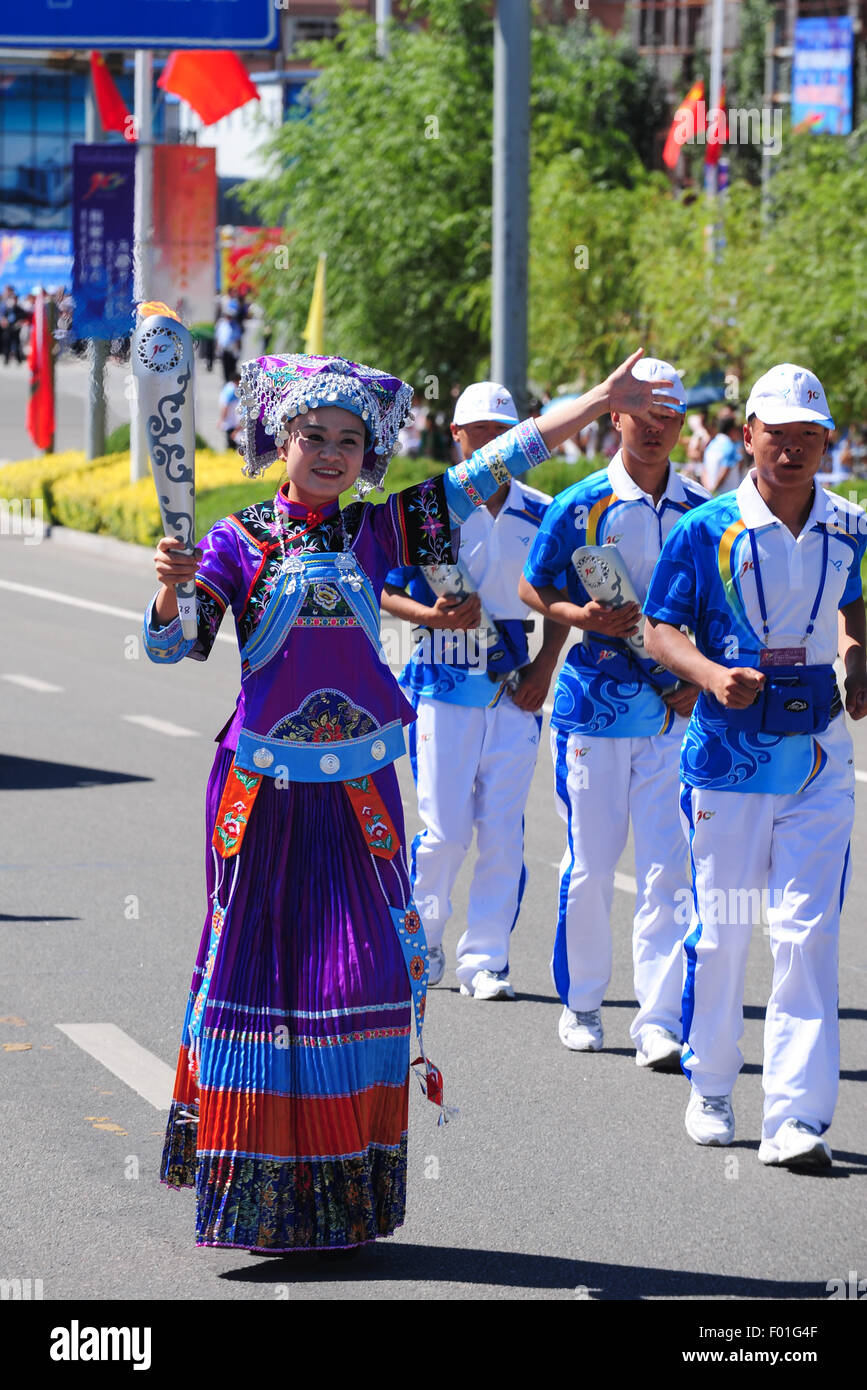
[0,1,279,51]
[792,17,853,136]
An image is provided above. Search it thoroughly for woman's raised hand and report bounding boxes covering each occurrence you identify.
[605,348,681,425]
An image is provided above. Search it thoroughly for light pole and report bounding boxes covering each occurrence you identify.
[130,49,154,482]
[84,77,107,461]
[491,1,530,416]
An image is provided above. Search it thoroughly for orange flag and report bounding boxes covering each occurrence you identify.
[89,53,135,141]
[26,292,55,453]
[705,85,727,166]
[662,80,705,170]
[158,51,259,127]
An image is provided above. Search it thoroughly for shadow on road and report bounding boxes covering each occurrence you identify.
[0,913,79,922]
[220,1244,837,1299]
[0,755,152,791]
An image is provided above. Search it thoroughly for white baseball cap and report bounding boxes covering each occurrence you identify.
[453,381,519,427]
[630,356,687,414]
[745,363,834,429]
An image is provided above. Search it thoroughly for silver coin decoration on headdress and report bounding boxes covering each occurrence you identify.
[236,353,414,497]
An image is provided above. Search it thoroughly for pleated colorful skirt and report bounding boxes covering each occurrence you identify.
[160,742,413,1251]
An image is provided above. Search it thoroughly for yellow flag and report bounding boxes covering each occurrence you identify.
[303,252,326,356]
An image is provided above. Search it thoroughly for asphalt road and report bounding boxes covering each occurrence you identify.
[1,529,866,1307]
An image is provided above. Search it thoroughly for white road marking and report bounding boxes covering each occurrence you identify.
[856,770,867,784]
[2,674,63,692]
[123,714,199,738]
[0,578,233,643]
[55,1023,175,1110]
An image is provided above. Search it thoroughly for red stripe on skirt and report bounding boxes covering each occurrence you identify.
[197,1081,409,1158]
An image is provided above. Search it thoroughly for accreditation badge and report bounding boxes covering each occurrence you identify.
[760,647,807,667]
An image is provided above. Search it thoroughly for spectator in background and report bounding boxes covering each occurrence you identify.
[215,311,242,383]
[218,372,242,450]
[19,293,35,356]
[579,418,599,461]
[560,430,583,463]
[683,411,711,479]
[397,394,425,457]
[701,413,742,495]
[601,417,619,459]
[1,287,24,365]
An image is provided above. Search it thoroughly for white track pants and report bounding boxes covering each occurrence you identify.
[550,725,690,1046]
[409,694,541,986]
[681,759,854,1140]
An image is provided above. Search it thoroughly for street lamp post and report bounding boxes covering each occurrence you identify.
[130,49,154,482]
[491,1,530,417]
[84,82,107,461]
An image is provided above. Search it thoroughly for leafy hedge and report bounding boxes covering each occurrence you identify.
[0,450,126,516]
[0,447,272,546]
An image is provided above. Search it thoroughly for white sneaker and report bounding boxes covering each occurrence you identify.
[427,945,446,987]
[685,1089,735,1146]
[459,968,515,1001]
[635,1026,682,1072]
[758,1119,831,1169]
[558,1006,603,1052]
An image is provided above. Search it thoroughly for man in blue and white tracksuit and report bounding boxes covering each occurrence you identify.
[382,382,566,1000]
[701,413,742,495]
[644,363,867,1167]
[519,359,709,1065]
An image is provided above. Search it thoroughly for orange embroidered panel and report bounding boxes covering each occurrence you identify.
[343,775,401,860]
[212,762,263,859]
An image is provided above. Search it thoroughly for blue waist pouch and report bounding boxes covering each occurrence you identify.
[699,664,839,736]
[485,617,531,682]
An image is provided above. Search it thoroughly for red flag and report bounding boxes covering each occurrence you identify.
[705,85,727,166]
[662,80,705,170]
[89,52,135,141]
[158,51,259,127]
[26,293,55,453]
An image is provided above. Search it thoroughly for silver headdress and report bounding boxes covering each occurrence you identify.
[237,352,414,496]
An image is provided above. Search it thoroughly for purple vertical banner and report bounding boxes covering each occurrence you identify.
[71,143,136,340]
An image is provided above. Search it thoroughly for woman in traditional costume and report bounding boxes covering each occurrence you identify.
[144,349,673,1253]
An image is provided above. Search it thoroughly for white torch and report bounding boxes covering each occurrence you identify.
[132,302,198,640]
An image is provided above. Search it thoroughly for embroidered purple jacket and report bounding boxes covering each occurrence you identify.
[143,419,549,783]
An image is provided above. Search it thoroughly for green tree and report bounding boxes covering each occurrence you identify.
[736,126,867,421]
[630,125,867,423]
[726,0,775,184]
[529,156,667,391]
[240,6,494,392]
[240,7,671,395]
[631,181,758,385]
[531,17,669,187]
